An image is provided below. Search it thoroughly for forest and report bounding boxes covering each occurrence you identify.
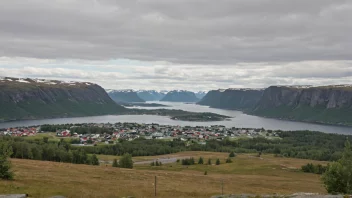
[0,129,351,163]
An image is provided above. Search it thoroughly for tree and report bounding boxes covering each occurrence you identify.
[91,154,100,166]
[119,153,133,169]
[322,139,352,194]
[43,136,49,143]
[216,158,220,165]
[207,158,212,165]
[204,171,208,175]
[112,159,119,167]
[0,142,14,180]
[198,157,204,164]
[229,151,236,158]
[226,158,232,163]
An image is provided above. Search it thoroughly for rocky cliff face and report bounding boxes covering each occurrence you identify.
[0,77,125,121]
[106,89,145,103]
[252,85,352,125]
[197,89,264,110]
[161,90,199,102]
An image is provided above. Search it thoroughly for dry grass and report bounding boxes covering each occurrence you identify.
[0,152,327,198]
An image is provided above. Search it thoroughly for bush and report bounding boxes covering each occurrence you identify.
[207,158,212,165]
[301,163,326,174]
[198,157,204,164]
[225,158,233,163]
[204,171,207,175]
[0,142,14,180]
[322,140,352,194]
[229,151,236,158]
[181,158,195,166]
[90,154,100,166]
[216,158,220,165]
[119,153,133,169]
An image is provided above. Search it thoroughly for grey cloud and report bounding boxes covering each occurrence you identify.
[0,0,351,64]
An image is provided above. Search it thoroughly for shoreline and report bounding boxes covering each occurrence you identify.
[196,104,352,128]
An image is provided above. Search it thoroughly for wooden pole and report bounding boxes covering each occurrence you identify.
[155,176,157,197]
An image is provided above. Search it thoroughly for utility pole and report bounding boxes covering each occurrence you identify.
[155,176,157,197]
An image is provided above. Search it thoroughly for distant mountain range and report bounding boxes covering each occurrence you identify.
[161,90,200,102]
[198,85,352,126]
[106,89,145,103]
[136,90,168,101]
[105,89,207,102]
[0,77,126,121]
[194,91,208,100]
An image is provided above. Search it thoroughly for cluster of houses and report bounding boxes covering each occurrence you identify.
[0,127,40,137]
[1,123,280,145]
[57,123,279,145]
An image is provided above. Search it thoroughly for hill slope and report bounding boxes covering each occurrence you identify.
[198,89,264,110]
[0,77,125,121]
[251,85,352,125]
[1,153,325,197]
[161,90,200,102]
[106,89,145,103]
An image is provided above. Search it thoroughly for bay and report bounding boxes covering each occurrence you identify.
[0,102,351,135]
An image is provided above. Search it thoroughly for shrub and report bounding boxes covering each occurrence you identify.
[198,157,204,164]
[0,142,14,180]
[216,158,220,165]
[181,158,195,166]
[229,151,236,158]
[119,153,133,169]
[322,140,352,194]
[207,158,212,165]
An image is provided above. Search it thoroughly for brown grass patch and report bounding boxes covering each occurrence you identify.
[0,152,327,198]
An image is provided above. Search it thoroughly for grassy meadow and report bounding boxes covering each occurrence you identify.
[0,152,327,198]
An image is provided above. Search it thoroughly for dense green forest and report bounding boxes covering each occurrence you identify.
[1,130,351,162]
[0,136,99,166]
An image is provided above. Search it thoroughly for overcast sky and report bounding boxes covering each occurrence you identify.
[0,0,351,91]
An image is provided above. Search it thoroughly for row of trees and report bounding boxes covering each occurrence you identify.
[0,136,100,166]
[179,157,223,166]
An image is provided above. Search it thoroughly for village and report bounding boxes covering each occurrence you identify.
[0,123,281,145]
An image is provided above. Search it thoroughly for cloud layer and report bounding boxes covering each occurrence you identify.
[0,0,351,90]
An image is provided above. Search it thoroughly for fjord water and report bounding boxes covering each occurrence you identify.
[1,102,351,135]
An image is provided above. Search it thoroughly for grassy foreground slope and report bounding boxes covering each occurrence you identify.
[1,152,326,198]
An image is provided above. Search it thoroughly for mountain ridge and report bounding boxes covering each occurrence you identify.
[197,88,264,110]
[161,90,200,102]
[0,77,126,121]
[106,89,145,103]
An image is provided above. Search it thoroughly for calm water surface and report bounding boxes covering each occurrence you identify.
[0,102,351,135]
